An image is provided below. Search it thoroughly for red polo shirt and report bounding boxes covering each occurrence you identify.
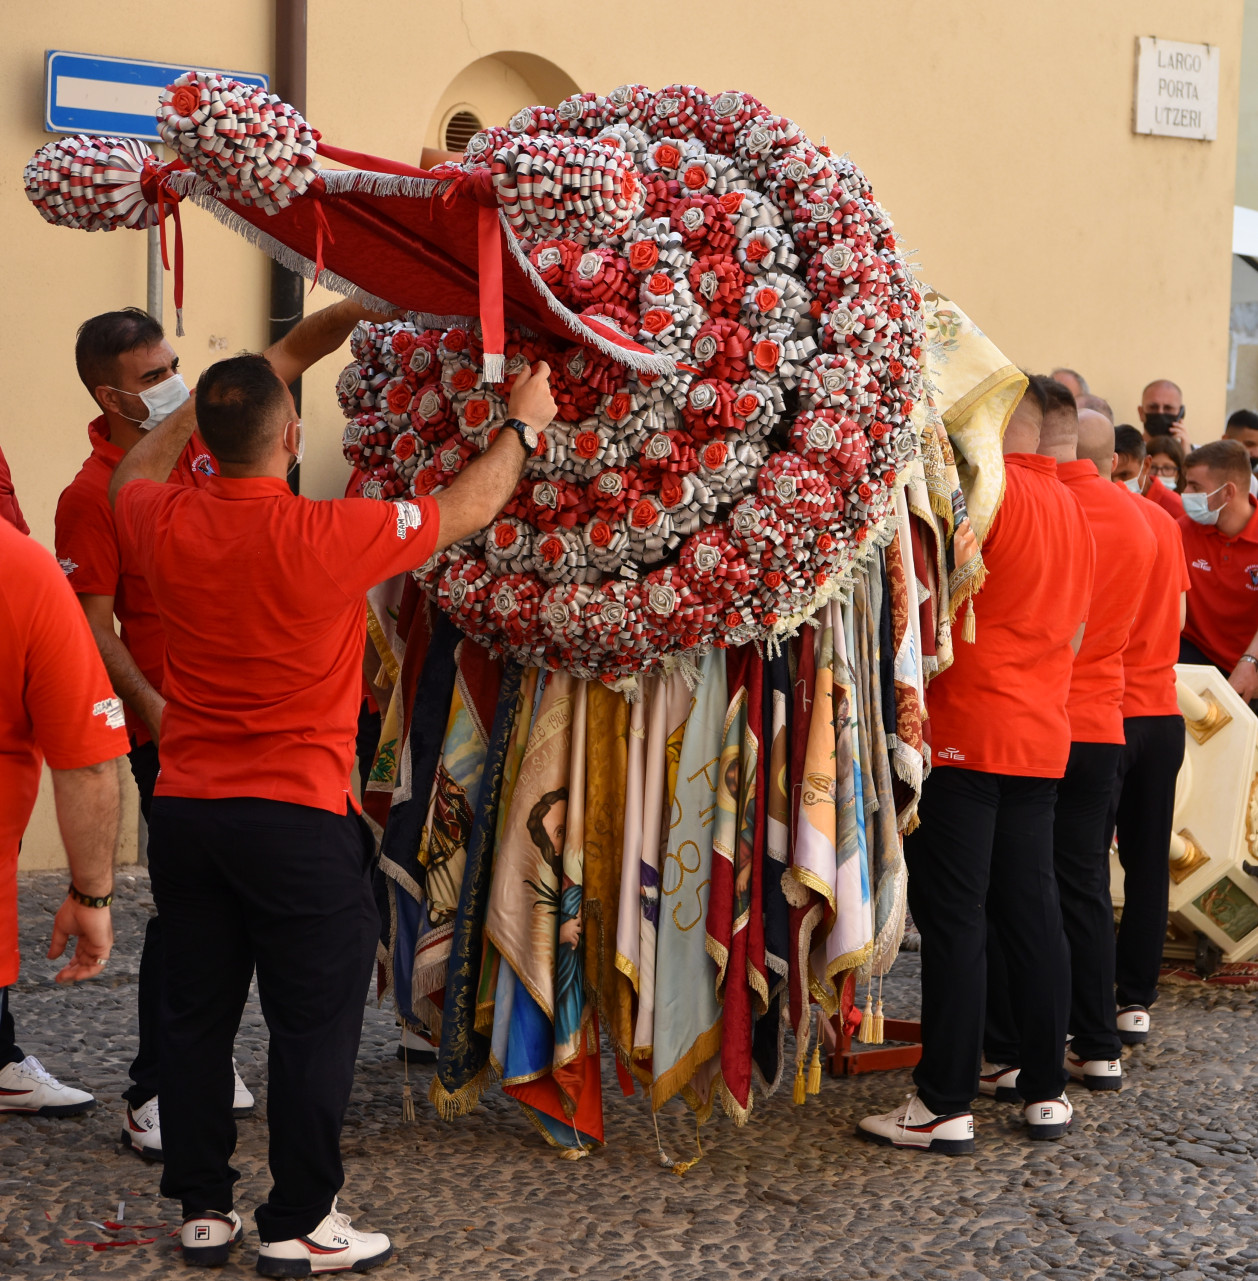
[0,445,28,534]
[1178,498,1258,670]
[0,522,127,985]
[1058,460,1157,743]
[1145,476,1184,519]
[54,417,216,744]
[927,454,1094,778]
[1123,492,1189,718]
[113,476,441,814]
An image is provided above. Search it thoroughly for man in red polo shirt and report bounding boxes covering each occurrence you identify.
[0,444,28,534]
[109,348,554,1270]
[1176,439,1258,705]
[1107,442,1190,1047]
[859,375,1094,1153]
[0,520,127,1114]
[1112,425,1183,519]
[982,400,1155,1099]
[56,300,380,1156]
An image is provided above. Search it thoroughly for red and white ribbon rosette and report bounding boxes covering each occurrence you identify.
[699,90,771,154]
[645,85,710,139]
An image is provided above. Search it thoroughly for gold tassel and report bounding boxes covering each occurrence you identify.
[671,1118,705,1177]
[856,988,876,1044]
[807,1039,823,1095]
[401,1037,416,1122]
[792,1051,808,1105]
[871,998,885,1045]
[962,599,976,644]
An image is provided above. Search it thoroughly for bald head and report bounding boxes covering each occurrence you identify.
[1051,368,1088,400]
[1076,408,1116,477]
[1139,379,1184,435]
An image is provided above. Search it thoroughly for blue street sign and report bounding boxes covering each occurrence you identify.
[44,51,269,141]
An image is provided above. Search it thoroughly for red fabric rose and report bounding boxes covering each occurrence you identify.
[628,241,659,272]
[463,398,491,428]
[414,468,440,495]
[540,536,564,565]
[443,328,468,353]
[755,287,781,312]
[589,520,613,548]
[683,164,709,191]
[606,393,632,422]
[744,239,770,264]
[654,143,682,170]
[575,431,601,459]
[764,570,783,590]
[659,474,684,508]
[702,441,729,468]
[170,85,201,118]
[752,340,781,372]
[394,435,417,461]
[386,384,413,415]
[887,302,903,320]
[450,368,477,393]
[494,523,519,549]
[647,272,676,297]
[719,192,746,216]
[631,498,659,529]
[734,393,761,418]
[642,309,673,335]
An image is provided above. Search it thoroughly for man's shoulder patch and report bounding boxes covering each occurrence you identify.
[394,501,424,541]
[92,697,125,731]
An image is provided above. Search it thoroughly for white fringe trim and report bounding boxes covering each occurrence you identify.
[498,210,676,377]
[319,169,450,200]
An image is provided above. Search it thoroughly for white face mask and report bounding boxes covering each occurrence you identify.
[1158,476,1179,492]
[109,373,190,431]
[1182,484,1226,526]
[1123,477,1142,494]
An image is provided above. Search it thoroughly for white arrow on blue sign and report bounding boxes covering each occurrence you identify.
[45,50,269,142]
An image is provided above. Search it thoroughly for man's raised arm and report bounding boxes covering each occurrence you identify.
[432,362,556,550]
[264,299,395,388]
[108,393,198,508]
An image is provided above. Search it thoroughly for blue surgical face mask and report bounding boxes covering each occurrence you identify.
[108,373,190,431]
[1182,484,1226,526]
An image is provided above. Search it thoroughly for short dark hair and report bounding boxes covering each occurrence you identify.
[1019,372,1049,414]
[75,308,165,397]
[1078,393,1114,422]
[1039,376,1078,419]
[1185,438,1251,484]
[195,354,289,464]
[1146,434,1186,489]
[1226,409,1258,435]
[1113,425,1145,461]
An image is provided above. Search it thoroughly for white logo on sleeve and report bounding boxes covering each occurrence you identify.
[394,501,424,541]
[937,746,966,761]
[93,697,125,730]
[57,557,79,576]
[1192,558,1212,572]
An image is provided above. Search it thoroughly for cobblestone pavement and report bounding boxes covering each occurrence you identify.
[3,870,1258,1280]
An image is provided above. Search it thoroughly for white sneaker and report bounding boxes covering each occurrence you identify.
[1024,1093,1073,1140]
[1117,1005,1150,1045]
[122,1096,163,1161]
[396,1026,436,1065]
[257,1199,392,1276]
[233,1060,256,1117]
[857,1092,975,1155]
[0,1056,95,1116]
[1065,1048,1123,1092]
[977,1061,1021,1102]
[181,1208,243,1267]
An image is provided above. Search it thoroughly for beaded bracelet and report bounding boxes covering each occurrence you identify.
[67,884,113,909]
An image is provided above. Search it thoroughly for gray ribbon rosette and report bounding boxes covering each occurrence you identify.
[736,226,800,277]
[582,517,634,575]
[738,270,815,337]
[723,188,786,238]
[732,114,806,183]
[533,525,599,585]
[747,324,817,389]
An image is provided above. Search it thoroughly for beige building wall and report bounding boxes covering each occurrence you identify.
[2,0,1244,868]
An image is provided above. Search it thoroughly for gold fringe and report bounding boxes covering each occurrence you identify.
[650,1020,724,1112]
[856,988,876,1044]
[792,1054,807,1106]
[427,1056,499,1120]
[871,998,885,1046]
[714,1075,754,1127]
[807,1010,823,1094]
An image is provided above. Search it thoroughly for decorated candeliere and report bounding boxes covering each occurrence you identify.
[27,76,1023,1160]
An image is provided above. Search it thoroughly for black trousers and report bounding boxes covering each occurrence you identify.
[148,796,378,1241]
[0,988,23,1065]
[987,743,1121,1063]
[124,740,161,1106]
[1108,715,1186,1009]
[906,765,1069,1114]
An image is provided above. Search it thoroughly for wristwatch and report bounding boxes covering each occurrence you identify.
[502,417,539,452]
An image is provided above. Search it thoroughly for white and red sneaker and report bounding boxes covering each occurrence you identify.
[1065,1049,1123,1091]
[121,1096,163,1161]
[977,1061,1021,1102]
[0,1056,95,1116]
[857,1092,975,1155]
[1024,1093,1073,1140]
[1117,1005,1150,1045]
[181,1209,243,1267]
[256,1199,391,1276]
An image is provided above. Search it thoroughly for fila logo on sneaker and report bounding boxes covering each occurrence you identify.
[966,1118,974,1134]
[334,1236,349,1247]
[1039,1106,1053,1119]
[194,1226,210,1241]
[1192,558,1212,571]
